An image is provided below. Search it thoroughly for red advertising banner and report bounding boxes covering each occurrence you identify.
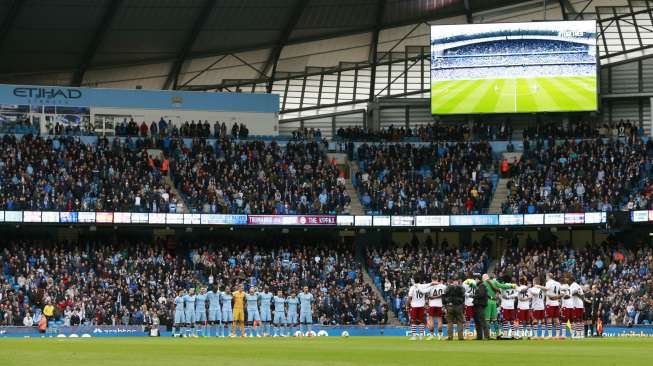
[247,215,336,225]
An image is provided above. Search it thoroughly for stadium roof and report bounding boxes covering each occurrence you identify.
[0,0,523,78]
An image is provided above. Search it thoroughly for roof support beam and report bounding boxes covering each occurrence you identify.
[574,0,594,20]
[163,0,216,90]
[558,0,569,20]
[0,0,26,53]
[264,0,308,93]
[464,0,473,23]
[71,0,123,86]
[368,0,387,102]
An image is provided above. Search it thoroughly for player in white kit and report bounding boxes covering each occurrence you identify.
[560,281,573,339]
[499,277,519,338]
[545,272,562,339]
[407,273,430,340]
[516,277,533,339]
[462,277,477,338]
[529,276,547,339]
[426,274,447,340]
[569,274,585,339]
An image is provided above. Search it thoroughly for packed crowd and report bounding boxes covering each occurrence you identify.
[335,124,470,142]
[170,139,351,214]
[434,52,594,69]
[442,40,589,57]
[114,118,250,139]
[290,127,323,141]
[354,142,495,215]
[365,233,652,327]
[334,121,513,142]
[494,238,653,326]
[432,64,595,81]
[502,137,653,214]
[365,235,491,321]
[0,238,385,327]
[522,120,639,141]
[0,134,178,212]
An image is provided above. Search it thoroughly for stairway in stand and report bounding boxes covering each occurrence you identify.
[361,269,401,325]
[487,152,523,213]
[345,160,365,215]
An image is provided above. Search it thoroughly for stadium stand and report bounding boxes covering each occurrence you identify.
[366,235,653,326]
[335,121,511,142]
[0,238,386,327]
[0,134,178,212]
[353,142,496,215]
[169,139,350,215]
[494,238,653,326]
[366,238,490,323]
[501,137,653,213]
[432,40,595,80]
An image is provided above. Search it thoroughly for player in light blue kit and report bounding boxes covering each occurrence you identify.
[259,285,273,336]
[195,287,208,337]
[183,288,197,337]
[245,287,261,337]
[173,289,186,337]
[221,287,234,337]
[206,284,222,337]
[298,286,314,335]
[286,291,299,336]
[272,289,287,337]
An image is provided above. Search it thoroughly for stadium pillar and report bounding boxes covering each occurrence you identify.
[463,0,473,23]
[368,0,387,102]
[405,106,410,130]
[649,97,653,137]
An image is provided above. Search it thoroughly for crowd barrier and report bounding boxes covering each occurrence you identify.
[1,325,652,338]
[0,211,621,228]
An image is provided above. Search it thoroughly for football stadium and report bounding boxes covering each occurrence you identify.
[2,1,653,365]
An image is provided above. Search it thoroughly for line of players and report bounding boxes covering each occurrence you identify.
[408,271,600,340]
[172,283,315,338]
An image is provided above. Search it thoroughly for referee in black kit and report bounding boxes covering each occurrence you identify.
[444,274,466,340]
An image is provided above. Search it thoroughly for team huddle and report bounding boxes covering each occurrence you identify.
[172,284,315,337]
[407,271,602,340]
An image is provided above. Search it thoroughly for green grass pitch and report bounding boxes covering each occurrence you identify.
[2,337,652,366]
[431,76,597,114]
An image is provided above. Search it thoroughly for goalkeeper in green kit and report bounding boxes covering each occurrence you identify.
[481,273,516,339]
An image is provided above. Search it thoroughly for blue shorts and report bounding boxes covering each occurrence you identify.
[185,311,196,324]
[174,310,185,324]
[287,313,298,324]
[208,308,221,322]
[300,312,312,324]
[196,310,207,323]
[273,312,286,325]
[247,308,261,322]
[260,308,272,322]
[222,309,233,322]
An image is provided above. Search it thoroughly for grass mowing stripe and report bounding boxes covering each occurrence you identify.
[456,80,495,113]
[519,78,561,113]
[470,79,503,113]
[545,76,597,111]
[537,77,585,111]
[431,80,476,114]
[570,76,597,90]
[1,337,652,366]
[491,79,515,113]
[434,80,493,114]
[431,76,597,114]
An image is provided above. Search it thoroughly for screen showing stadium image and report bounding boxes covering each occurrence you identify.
[430,21,597,114]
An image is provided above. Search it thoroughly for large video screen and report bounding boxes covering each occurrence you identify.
[430,21,597,114]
